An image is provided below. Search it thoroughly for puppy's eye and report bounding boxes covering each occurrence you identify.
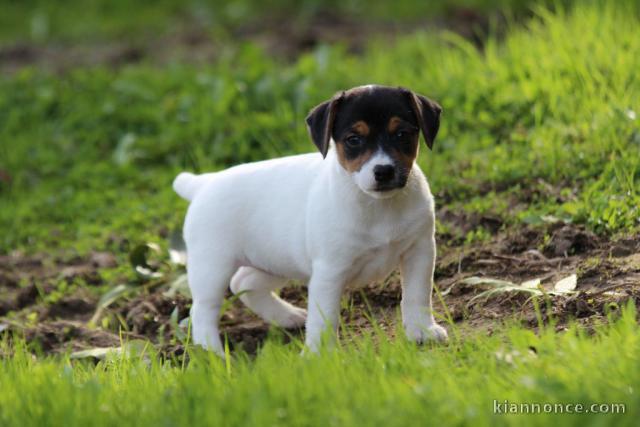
[345,135,364,148]
[395,130,407,139]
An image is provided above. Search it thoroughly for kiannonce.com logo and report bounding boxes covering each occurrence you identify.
[493,400,626,415]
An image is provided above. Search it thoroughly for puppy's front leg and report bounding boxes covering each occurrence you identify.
[400,234,448,344]
[304,267,345,353]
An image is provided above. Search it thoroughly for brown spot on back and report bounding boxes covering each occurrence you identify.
[352,120,370,136]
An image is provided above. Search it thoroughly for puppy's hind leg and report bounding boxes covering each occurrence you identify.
[188,250,237,355]
[230,267,307,328]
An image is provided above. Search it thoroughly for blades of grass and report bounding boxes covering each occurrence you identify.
[224,335,231,376]
[164,273,190,298]
[181,316,192,372]
[219,290,248,317]
[531,296,545,331]
[467,286,541,308]
[89,284,135,325]
[433,282,460,344]
[355,290,390,347]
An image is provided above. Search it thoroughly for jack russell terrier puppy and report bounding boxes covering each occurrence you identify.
[173,84,447,355]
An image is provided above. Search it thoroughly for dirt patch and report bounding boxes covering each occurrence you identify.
[1,224,639,357]
[431,223,639,337]
[544,224,599,257]
[42,295,95,320]
[119,292,190,339]
[437,208,506,246]
[0,251,116,284]
[0,251,116,320]
[23,320,122,354]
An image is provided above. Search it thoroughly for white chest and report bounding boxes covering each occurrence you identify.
[346,243,404,288]
[344,213,426,288]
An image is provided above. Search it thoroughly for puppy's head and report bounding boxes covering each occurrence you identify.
[306,85,441,199]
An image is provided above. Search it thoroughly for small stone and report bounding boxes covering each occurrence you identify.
[90,252,118,268]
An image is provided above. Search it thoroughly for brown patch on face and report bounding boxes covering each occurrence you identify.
[351,120,370,136]
[387,116,402,133]
[334,120,373,173]
[387,135,420,175]
[335,143,375,173]
[391,148,418,173]
[386,116,419,171]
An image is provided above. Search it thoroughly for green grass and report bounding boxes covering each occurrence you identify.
[1,0,639,255]
[2,304,638,426]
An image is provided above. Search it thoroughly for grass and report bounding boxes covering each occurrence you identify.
[1,304,638,426]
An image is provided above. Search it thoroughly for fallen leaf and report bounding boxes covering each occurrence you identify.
[468,286,540,306]
[70,347,121,360]
[97,284,134,309]
[443,276,517,296]
[134,266,163,279]
[69,340,152,361]
[521,278,541,289]
[554,274,577,292]
[460,277,515,287]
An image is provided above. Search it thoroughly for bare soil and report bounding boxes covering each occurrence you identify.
[0,6,497,74]
[1,220,638,358]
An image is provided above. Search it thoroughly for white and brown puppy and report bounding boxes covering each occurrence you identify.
[173,84,447,355]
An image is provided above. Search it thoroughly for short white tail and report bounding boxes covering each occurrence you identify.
[173,172,208,202]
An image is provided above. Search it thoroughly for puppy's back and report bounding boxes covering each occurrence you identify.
[179,153,325,278]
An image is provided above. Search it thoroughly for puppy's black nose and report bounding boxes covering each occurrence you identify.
[374,165,395,183]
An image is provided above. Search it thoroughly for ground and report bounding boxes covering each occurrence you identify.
[1,218,638,357]
[0,1,639,425]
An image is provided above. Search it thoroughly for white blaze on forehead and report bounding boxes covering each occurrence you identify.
[366,150,394,167]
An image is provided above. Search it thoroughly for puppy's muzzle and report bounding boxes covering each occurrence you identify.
[373,164,408,192]
[374,164,395,184]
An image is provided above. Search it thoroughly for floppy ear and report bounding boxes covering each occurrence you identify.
[408,92,442,150]
[305,94,342,158]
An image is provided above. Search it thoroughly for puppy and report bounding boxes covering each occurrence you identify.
[173,84,447,355]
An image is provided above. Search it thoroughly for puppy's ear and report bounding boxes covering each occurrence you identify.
[306,94,342,158]
[407,91,442,150]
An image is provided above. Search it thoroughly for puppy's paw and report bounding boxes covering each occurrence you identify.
[404,322,448,344]
[273,306,307,329]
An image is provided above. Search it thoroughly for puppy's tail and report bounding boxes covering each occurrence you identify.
[173,172,208,202]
